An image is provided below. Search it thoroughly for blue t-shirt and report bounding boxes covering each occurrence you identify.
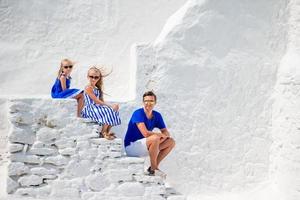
[124,108,166,147]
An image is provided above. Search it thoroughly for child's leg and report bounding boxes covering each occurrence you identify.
[101,124,115,140]
[101,124,109,134]
[107,125,112,133]
[75,93,84,117]
[107,125,116,139]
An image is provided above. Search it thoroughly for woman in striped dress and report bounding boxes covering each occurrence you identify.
[81,66,121,140]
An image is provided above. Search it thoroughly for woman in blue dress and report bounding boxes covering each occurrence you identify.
[51,59,84,117]
[81,66,121,140]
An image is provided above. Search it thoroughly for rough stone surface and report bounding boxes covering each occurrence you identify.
[8,143,24,153]
[44,155,69,166]
[117,182,145,197]
[85,173,110,192]
[7,177,19,194]
[18,175,43,187]
[8,127,35,145]
[6,99,182,200]
[8,162,30,176]
[36,127,59,143]
[29,147,58,156]
[30,167,58,176]
[10,154,40,164]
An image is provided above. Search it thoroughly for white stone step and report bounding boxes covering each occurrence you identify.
[6,99,183,200]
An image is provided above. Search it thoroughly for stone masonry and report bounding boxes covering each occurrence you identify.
[6,98,185,200]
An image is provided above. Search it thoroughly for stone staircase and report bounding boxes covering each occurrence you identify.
[6,98,185,200]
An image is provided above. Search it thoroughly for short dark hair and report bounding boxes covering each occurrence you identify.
[143,91,157,101]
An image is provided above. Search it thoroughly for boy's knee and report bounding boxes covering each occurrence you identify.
[148,134,160,144]
[169,138,175,148]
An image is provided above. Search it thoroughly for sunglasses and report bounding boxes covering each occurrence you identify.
[63,65,73,69]
[89,75,100,80]
[143,100,155,104]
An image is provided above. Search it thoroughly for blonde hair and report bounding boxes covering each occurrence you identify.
[87,65,112,101]
[57,58,74,77]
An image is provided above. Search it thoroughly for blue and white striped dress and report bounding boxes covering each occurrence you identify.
[81,87,121,126]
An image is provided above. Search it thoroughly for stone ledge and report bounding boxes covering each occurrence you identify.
[6,98,184,199]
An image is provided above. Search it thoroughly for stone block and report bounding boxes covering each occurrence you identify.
[117,157,145,164]
[78,148,98,159]
[36,127,59,143]
[18,175,43,186]
[77,140,90,150]
[30,167,58,176]
[15,185,51,197]
[59,147,76,156]
[44,155,69,166]
[104,169,133,182]
[7,177,19,194]
[50,179,82,198]
[64,159,93,177]
[32,141,51,148]
[55,137,77,148]
[29,147,58,156]
[10,154,40,164]
[8,162,30,176]
[117,182,145,197]
[9,101,31,113]
[128,163,145,175]
[9,127,35,144]
[42,174,57,179]
[133,174,164,185]
[85,173,110,191]
[90,138,122,146]
[144,185,166,195]
[8,143,24,153]
[9,112,34,125]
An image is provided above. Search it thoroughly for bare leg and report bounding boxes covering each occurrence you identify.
[101,124,115,140]
[156,138,175,168]
[75,93,84,117]
[107,125,116,138]
[107,125,112,133]
[101,124,109,134]
[146,135,161,170]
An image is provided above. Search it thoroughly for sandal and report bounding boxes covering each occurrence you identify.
[101,132,116,140]
[108,132,117,140]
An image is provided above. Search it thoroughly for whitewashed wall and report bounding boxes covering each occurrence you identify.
[133,0,289,198]
[2,0,300,199]
[0,0,186,101]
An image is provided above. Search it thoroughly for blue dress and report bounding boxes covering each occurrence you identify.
[81,87,121,126]
[51,75,82,98]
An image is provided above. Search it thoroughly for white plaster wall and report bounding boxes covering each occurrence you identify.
[0,0,186,101]
[1,0,300,199]
[270,0,300,199]
[134,0,288,197]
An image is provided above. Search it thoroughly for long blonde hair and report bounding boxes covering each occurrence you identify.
[88,66,112,101]
[57,58,74,77]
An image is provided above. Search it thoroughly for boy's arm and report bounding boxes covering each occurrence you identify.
[136,122,166,138]
[161,128,170,137]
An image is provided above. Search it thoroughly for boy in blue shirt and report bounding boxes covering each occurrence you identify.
[124,91,175,177]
